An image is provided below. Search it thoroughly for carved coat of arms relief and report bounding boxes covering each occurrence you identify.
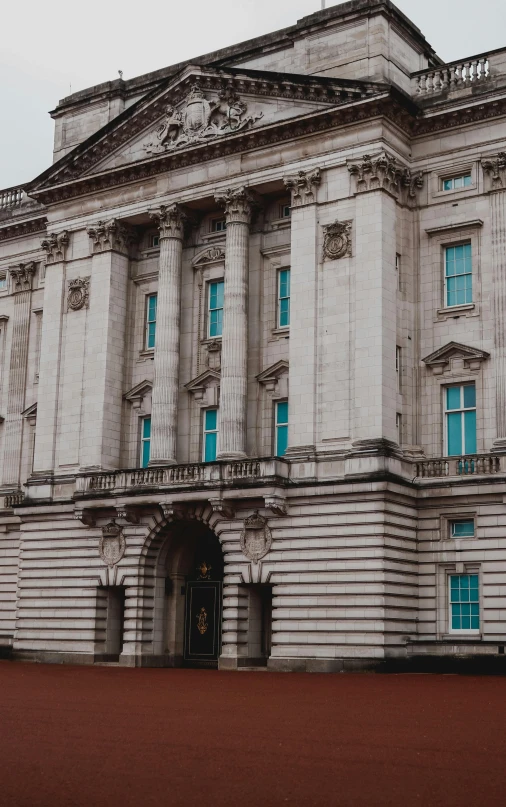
[145,84,263,154]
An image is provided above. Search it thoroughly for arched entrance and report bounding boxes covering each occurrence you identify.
[155,520,224,668]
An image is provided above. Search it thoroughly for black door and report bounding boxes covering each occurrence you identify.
[184,581,222,666]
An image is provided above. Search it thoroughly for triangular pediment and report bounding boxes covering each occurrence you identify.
[256,360,289,383]
[27,66,388,202]
[21,402,37,418]
[185,369,221,392]
[423,342,489,369]
[124,379,153,402]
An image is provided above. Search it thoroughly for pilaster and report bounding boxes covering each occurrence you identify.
[214,186,258,460]
[33,231,69,475]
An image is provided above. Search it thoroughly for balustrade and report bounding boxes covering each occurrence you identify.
[0,186,26,211]
[413,55,490,97]
[416,454,501,479]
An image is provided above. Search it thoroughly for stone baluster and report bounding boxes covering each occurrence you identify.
[1,262,37,486]
[148,204,187,465]
[214,187,257,460]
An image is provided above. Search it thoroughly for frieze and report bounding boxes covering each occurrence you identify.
[67,277,90,311]
[240,511,272,564]
[323,220,352,260]
[41,231,69,264]
[99,521,126,568]
[0,216,47,243]
[145,84,263,154]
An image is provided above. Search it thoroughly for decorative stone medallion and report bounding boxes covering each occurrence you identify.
[67,277,90,311]
[99,521,126,568]
[322,220,352,260]
[240,511,272,564]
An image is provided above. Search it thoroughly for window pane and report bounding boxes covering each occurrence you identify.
[464,410,477,454]
[279,299,290,328]
[276,401,289,425]
[446,387,461,411]
[471,616,480,630]
[148,294,157,319]
[147,322,156,349]
[205,409,217,431]
[463,385,476,408]
[464,175,472,187]
[141,439,150,468]
[443,179,452,190]
[447,412,462,456]
[452,520,475,538]
[450,576,459,590]
[470,574,479,588]
[143,417,151,439]
[276,424,288,457]
[204,432,217,462]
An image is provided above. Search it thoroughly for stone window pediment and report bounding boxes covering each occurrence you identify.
[124,380,153,410]
[21,402,37,425]
[257,360,289,398]
[422,342,489,375]
[192,246,226,269]
[185,369,220,408]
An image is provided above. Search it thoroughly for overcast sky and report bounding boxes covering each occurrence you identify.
[1,0,505,189]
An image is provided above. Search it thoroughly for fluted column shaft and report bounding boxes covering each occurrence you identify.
[149,205,186,465]
[215,188,255,460]
[490,190,506,447]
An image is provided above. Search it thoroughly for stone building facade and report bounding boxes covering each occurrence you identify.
[1,0,506,670]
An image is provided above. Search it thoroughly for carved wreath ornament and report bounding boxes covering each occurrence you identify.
[99,521,126,568]
[323,220,352,260]
[67,277,90,311]
[240,511,272,564]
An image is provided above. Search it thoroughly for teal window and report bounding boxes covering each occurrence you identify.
[280,204,291,219]
[211,218,226,233]
[145,294,157,349]
[445,244,472,307]
[141,416,151,468]
[275,401,288,457]
[151,234,159,248]
[0,274,6,290]
[445,384,476,456]
[203,409,218,462]
[450,574,480,631]
[278,269,290,328]
[208,281,224,338]
[443,174,472,191]
[451,519,475,538]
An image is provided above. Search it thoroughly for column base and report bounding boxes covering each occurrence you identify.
[216,451,248,461]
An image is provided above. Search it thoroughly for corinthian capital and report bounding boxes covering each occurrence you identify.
[283,168,321,207]
[9,262,36,292]
[87,219,136,255]
[41,231,69,264]
[214,186,260,224]
[149,204,188,240]
[482,152,506,189]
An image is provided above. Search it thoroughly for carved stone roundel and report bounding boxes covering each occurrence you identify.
[67,277,90,311]
[323,221,352,261]
[99,521,126,568]
[240,511,272,564]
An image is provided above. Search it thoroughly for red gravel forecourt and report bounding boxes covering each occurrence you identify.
[1,662,505,807]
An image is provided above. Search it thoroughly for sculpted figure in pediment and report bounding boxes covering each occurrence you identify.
[145,84,262,154]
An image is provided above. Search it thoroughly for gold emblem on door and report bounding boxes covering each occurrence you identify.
[197,607,208,635]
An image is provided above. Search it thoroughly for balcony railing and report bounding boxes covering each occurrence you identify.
[415,454,501,479]
[0,185,27,211]
[75,458,289,497]
[412,53,490,97]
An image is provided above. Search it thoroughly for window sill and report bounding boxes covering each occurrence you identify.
[443,632,482,640]
[201,231,227,244]
[270,217,291,231]
[272,327,290,337]
[435,303,476,321]
[139,247,160,258]
[201,337,222,345]
[138,349,155,360]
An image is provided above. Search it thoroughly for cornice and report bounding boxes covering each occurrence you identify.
[0,216,47,242]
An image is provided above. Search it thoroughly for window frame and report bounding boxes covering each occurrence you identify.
[202,408,219,462]
[448,573,480,634]
[0,272,7,292]
[444,383,477,457]
[450,519,476,539]
[207,279,224,339]
[277,268,290,330]
[442,173,473,192]
[444,242,473,308]
[210,218,227,234]
[280,204,291,219]
[274,399,289,457]
[140,416,151,468]
[145,293,157,350]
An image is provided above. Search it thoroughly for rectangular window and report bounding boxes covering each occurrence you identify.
[203,409,218,462]
[0,274,6,290]
[449,574,480,632]
[443,174,472,191]
[395,253,401,291]
[450,519,475,539]
[396,413,402,444]
[275,401,289,457]
[150,234,159,248]
[211,218,226,233]
[280,204,291,219]
[445,243,472,307]
[445,384,476,456]
[141,416,151,468]
[278,269,290,328]
[208,280,224,338]
[396,346,402,392]
[145,293,157,349]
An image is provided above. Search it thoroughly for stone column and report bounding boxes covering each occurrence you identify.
[483,154,506,451]
[2,262,37,486]
[214,187,256,460]
[148,204,186,465]
[33,231,69,475]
